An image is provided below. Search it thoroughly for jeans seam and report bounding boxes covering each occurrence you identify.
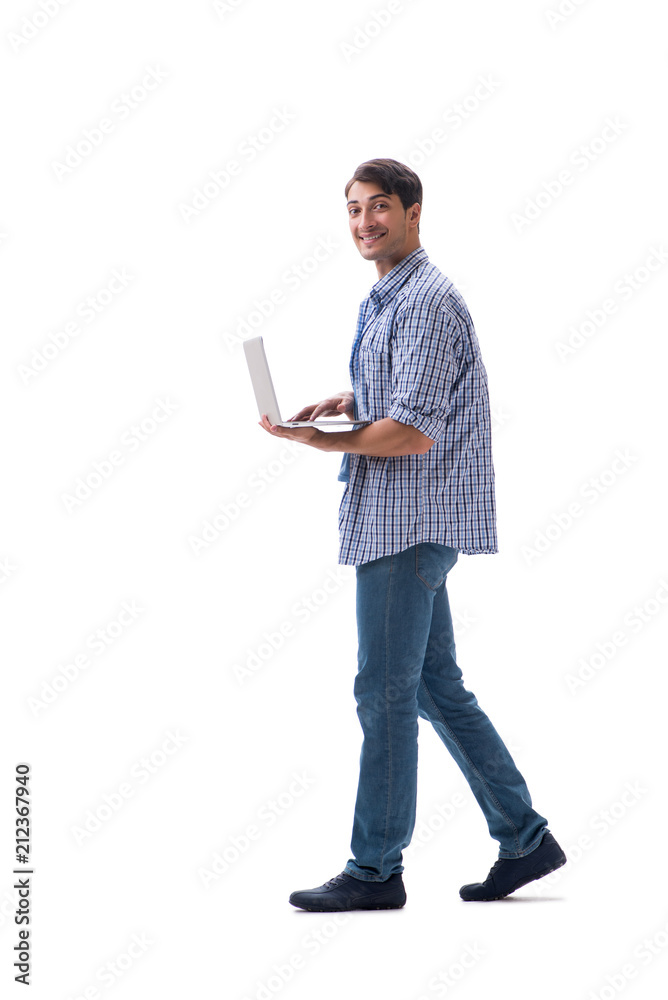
[414,543,448,592]
[418,674,521,851]
[378,552,394,877]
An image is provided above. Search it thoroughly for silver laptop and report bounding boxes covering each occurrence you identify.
[243,335,369,428]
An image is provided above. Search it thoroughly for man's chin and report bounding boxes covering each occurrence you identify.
[358,240,387,258]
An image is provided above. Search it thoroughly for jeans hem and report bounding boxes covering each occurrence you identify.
[497,826,549,860]
[343,865,398,882]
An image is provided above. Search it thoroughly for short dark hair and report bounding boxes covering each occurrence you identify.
[345,158,422,233]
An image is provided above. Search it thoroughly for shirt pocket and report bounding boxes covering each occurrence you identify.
[358,346,391,422]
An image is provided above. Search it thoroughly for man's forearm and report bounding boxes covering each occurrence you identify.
[313,417,433,457]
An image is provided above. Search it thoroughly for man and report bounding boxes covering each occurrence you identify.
[258,158,566,910]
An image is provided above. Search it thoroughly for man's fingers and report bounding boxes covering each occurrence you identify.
[290,404,328,420]
[288,396,350,422]
[313,397,347,419]
[289,403,317,421]
[260,413,277,431]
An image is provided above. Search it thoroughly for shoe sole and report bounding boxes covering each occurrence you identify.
[460,853,567,902]
[289,898,406,912]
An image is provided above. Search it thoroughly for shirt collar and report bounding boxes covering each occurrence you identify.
[368,246,428,311]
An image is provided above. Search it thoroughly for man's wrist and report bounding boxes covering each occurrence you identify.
[312,429,346,452]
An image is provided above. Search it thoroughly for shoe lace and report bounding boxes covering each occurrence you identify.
[323,873,349,889]
[485,859,504,881]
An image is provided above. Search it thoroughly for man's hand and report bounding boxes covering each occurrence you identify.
[287,391,355,422]
[258,413,324,447]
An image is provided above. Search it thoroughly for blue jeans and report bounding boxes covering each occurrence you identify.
[343,542,549,882]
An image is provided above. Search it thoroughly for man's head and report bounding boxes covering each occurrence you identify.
[345,158,422,278]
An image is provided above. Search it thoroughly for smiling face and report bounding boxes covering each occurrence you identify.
[347,180,421,278]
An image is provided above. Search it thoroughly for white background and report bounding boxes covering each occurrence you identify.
[1,1,667,998]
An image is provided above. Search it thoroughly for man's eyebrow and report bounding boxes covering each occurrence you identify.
[346,191,393,206]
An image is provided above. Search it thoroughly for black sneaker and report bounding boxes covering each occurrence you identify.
[289,871,406,911]
[459,831,567,901]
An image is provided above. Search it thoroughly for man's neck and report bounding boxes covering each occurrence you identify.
[374,242,421,280]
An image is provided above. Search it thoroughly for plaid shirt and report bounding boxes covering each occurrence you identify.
[337,246,498,566]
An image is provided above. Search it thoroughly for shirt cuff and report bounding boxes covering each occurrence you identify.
[388,401,448,443]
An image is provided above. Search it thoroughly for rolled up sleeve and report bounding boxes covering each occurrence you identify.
[388,301,463,443]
